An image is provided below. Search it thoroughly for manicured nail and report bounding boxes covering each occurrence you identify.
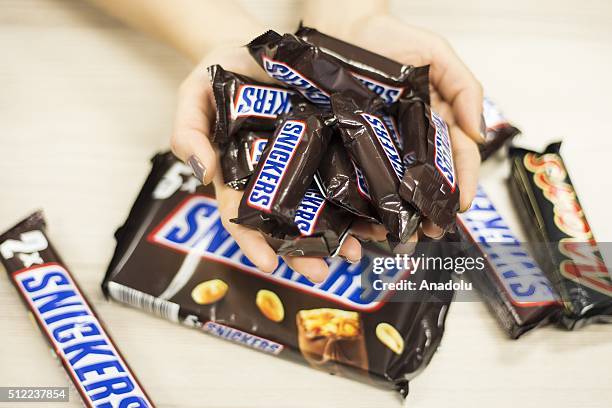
[304,273,325,284]
[339,255,359,264]
[429,230,446,240]
[188,155,207,184]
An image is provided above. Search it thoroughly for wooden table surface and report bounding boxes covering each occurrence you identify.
[1,1,611,407]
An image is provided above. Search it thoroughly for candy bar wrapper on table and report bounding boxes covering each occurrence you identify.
[452,185,561,338]
[0,212,154,408]
[509,142,612,329]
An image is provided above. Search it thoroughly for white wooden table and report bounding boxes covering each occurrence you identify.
[1,1,611,407]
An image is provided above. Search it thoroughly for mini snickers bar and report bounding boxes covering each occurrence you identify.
[397,97,459,231]
[509,142,612,329]
[456,185,560,338]
[102,151,451,398]
[259,186,353,257]
[0,212,154,408]
[209,64,293,145]
[234,103,333,228]
[221,130,272,190]
[248,30,383,110]
[331,93,420,245]
[295,25,430,105]
[315,137,378,221]
[479,97,521,161]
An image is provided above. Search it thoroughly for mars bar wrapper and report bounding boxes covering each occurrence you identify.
[509,142,612,329]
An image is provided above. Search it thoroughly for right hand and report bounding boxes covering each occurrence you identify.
[170,46,386,283]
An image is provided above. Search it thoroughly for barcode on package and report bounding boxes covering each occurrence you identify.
[107,282,180,322]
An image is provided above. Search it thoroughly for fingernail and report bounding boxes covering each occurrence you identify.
[304,273,325,284]
[478,114,488,143]
[429,230,446,240]
[339,255,359,264]
[188,155,207,184]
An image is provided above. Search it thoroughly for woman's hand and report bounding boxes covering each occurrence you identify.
[170,46,380,283]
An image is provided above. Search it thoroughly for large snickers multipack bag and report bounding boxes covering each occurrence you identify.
[102,152,453,398]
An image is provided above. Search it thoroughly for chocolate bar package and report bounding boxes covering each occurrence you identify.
[455,185,561,338]
[0,212,154,408]
[331,93,421,246]
[209,64,294,145]
[397,97,459,231]
[509,142,612,329]
[221,130,272,190]
[480,97,521,161]
[248,30,383,111]
[103,152,452,397]
[295,25,430,105]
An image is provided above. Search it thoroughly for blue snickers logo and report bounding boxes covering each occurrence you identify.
[351,73,403,105]
[352,161,371,200]
[149,195,407,310]
[360,113,405,180]
[233,85,292,119]
[381,114,402,150]
[249,138,268,169]
[262,57,330,107]
[13,264,152,408]
[431,111,456,190]
[247,120,305,212]
[459,186,557,305]
[294,188,326,236]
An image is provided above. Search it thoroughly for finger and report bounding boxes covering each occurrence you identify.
[337,235,362,263]
[228,224,279,273]
[429,39,484,143]
[450,125,480,211]
[216,183,279,272]
[421,219,445,240]
[350,221,388,242]
[282,256,329,283]
[171,67,217,184]
[429,93,456,127]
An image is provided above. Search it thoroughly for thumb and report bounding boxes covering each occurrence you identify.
[171,127,218,185]
[171,68,218,184]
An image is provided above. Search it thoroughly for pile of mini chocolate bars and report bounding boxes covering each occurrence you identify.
[214,26,465,255]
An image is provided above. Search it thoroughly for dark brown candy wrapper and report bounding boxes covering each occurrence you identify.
[315,137,378,221]
[102,151,452,398]
[248,30,383,111]
[221,130,272,190]
[397,97,459,231]
[331,93,420,245]
[209,64,294,145]
[233,103,332,229]
[295,25,430,105]
[479,97,521,161]
[258,186,353,257]
[509,142,612,329]
[452,185,560,338]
